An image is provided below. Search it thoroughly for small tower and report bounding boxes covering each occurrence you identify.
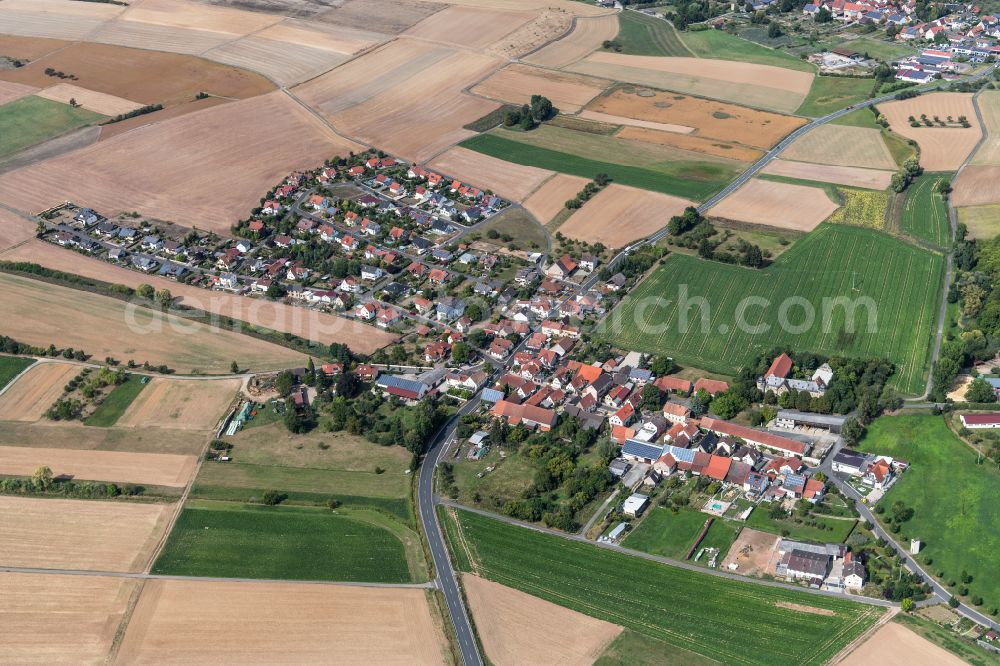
[910,538,921,555]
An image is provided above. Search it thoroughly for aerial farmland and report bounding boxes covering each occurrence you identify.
[0,0,998,663]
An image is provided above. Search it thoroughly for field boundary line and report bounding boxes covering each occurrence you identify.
[0,356,40,399]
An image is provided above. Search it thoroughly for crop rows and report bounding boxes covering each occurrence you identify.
[900,173,951,246]
[446,509,882,666]
[597,224,943,394]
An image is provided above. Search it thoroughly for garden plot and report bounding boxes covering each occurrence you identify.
[523,14,619,68]
[709,179,838,231]
[523,173,590,224]
[0,92,361,232]
[558,183,691,247]
[117,580,449,664]
[0,495,172,571]
[0,0,124,40]
[464,574,622,666]
[971,90,1000,165]
[0,361,79,422]
[471,64,609,113]
[951,165,1000,207]
[2,573,137,665]
[0,446,197,488]
[402,4,536,50]
[878,93,981,171]
[35,83,142,116]
[0,80,37,106]
[428,147,553,201]
[780,124,896,170]
[116,378,239,432]
[568,52,813,114]
[762,160,893,190]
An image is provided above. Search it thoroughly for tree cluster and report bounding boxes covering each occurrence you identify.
[502,95,554,130]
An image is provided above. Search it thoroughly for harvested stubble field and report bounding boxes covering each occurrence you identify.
[0,79,37,106]
[558,184,691,247]
[0,420,206,455]
[842,621,965,666]
[0,495,171,571]
[523,173,590,224]
[485,8,573,59]
[0,42,275,108]
[294,39,500,161]
[971,90,1000,165]
[0,35,70,61]
[471,64,609,113]
[709,179,839,232]
[0,272,304,373]
[0,208,35,252]
[0,241,394,354]
[761,160,893,190]
[0,445,197,488]
[2,573,136,665]
[952,165,1000,208]
[568,52,814,114]
[0,93,360,233]
[316,0,447,34]
[523,14,619,69]
[781,124,896,170]
[35,82,142,117]
[0,361,79,422]
[878,93,981,171]
[118,579,448,664]
[615,125,764,162]
[583,110,695,134]
[0,0,125,40]
[428,147,553,201]
[116,378,239,431]
[442,508,883,666]
[464,574,622,666]
[957,204,1000,240]
[587,88,805,150]
[98,96,227,141]
[403,4,535,50]
[119,0,281,35]
[598,224,943,395]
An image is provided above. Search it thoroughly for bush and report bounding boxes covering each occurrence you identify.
[326,497,341,510]
[261,490,286,506]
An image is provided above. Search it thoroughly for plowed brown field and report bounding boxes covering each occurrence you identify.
[0,362,79,422]
[2,573,136,665]
[0,446,197,487]
[559,184,692,247]
[878,93,981,170]
[0,35,70,61]
[0,93,361,232]
[464,574,622,666]
[709,179,838,231]
[117,580,449,664]
[117,378,239,432]
[0,495,172,571]
[472,64,609,113]
[429,147,553,201]
[523,13,619,68]
[523,173,589,223]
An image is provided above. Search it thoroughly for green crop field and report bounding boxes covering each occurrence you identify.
[0,356,33,391]
[857,413,1000,612]
[623,507,741,561]
[900,173,951,246]
[0,96,104,160]
[679,29,816,73]
[596,224,943,394]
[442,507,883,665]
[745,507,858,543]
[596,629,717,666]
[616,11,693,56]
[153,501,413,582]
[461,128,742,201]
[840,37,917,62]
[83,375,147,427]
[797,76,874,117]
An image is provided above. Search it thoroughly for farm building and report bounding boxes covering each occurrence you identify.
[831,449,867,475]
[774,411,847,433]
[700,418,810,457]
[960,413,1000,429]
[622,493,649,518]
[375,375,429,401]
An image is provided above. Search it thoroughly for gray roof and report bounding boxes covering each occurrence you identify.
[776,410,847,427]
[786,550,830,577]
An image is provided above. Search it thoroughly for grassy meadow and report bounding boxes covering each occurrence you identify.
[83,375,148,427]
[442,507,883,666]
[0,355,34,391]
[745,507,857,544]
[797,76,874,117]
[623,507,741,562]
[0,96,104,160]
[616,11,693,57]
[679,28,816,73]
[597,224,943,395]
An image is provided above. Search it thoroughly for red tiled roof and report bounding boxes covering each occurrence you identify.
[701,418,807,456]
[704,455,732,481]
[765,353,793,379]
[694,378,729,395]
[655,376,692,393]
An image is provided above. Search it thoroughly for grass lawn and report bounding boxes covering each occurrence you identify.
[623,506,741,562]
[448,447,537,513]
[0,356,33,392]
[894,613,999,666]
[882,130,918,167]
[616,11,693,57]
[833,107,883,129]
[679,28,816,73]
[595,629,717,666]
[476,206,548,252]
[83,375,147,427]
[797,76,874,117]
[958,204,1000,240]
[461,127,742,201]
[239,400,284,430]
[441,507,883,666]
[153,501,413,582]
[0,96,104,160]
[596,224,943,395]
[745,506,857,543]
[857,413,1000,613]
[842,37,917,62]
[899,173,951,246]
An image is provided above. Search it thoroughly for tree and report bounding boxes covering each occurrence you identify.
[814,6,832,22]
[68,97,78,107]
[641,384,663,411]
[136,283,155,300]
[767,20,782,38]
[841,417,865,446]
[305,357,316,386]
[965,377,997,403]
[529,94,554,121]
[518,111,536,131]
[261,489,285,506]
[452,342,470,364]
[230,360,240,374]
[156,288,173,306]
[711,391,748,419]
[275,370,296,397]
[31,465,53,491]
[265,282,287,300]
[948,595,959,608]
